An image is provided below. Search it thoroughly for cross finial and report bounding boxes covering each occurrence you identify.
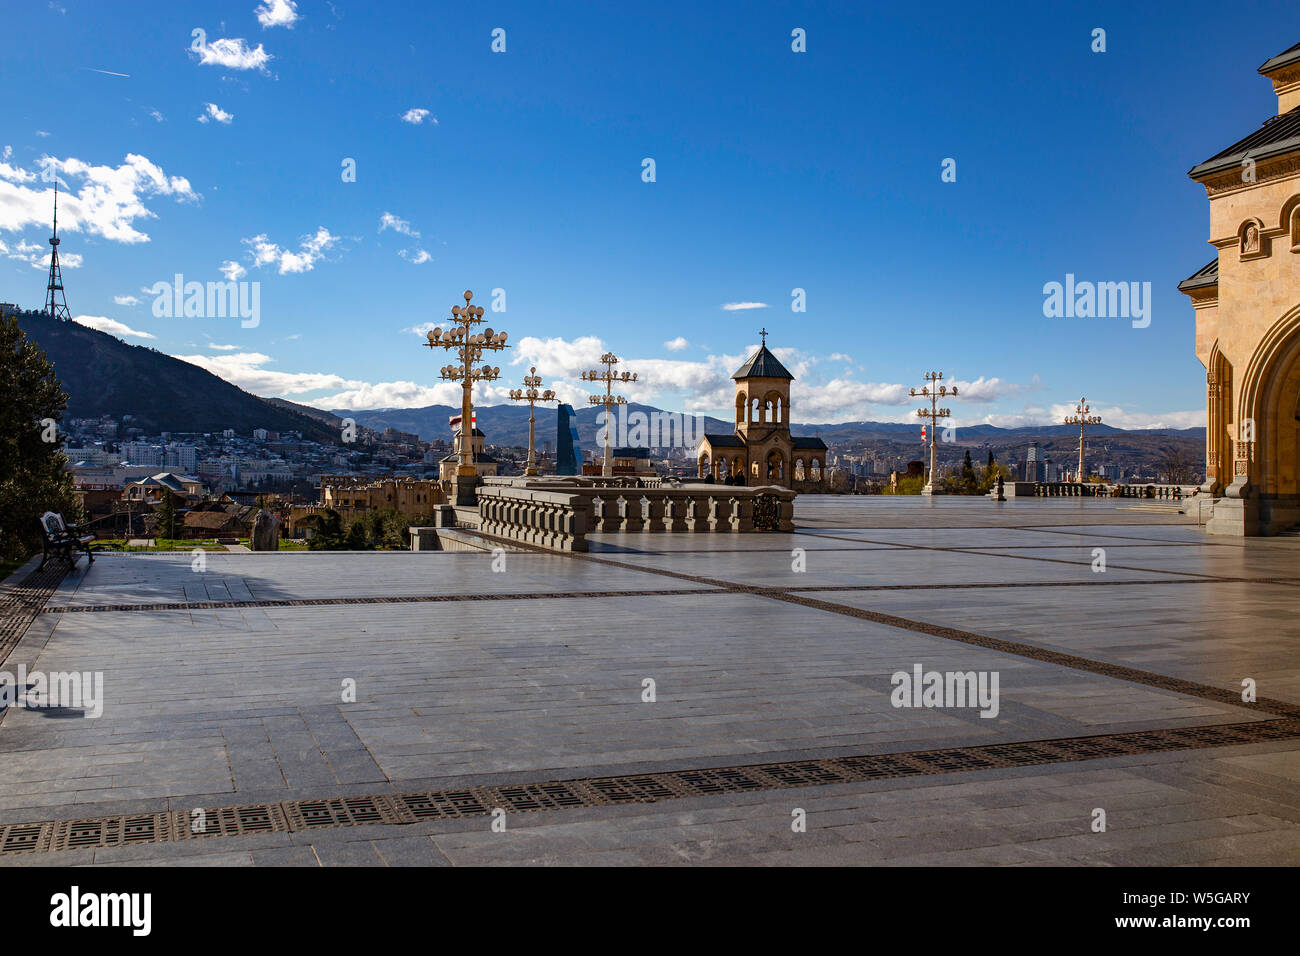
[760,327,767,345]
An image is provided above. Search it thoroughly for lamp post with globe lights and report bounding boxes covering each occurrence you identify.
[508,368,557,476]
[1064,398,1102,482]
[581,352,639,477]
[910,371,958,496]
[423,290,509,503]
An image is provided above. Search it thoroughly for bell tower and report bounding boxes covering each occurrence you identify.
[733,329,793,439]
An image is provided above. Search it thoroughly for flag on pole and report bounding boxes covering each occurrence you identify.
[920,424,927,443]
[449,411,477,431]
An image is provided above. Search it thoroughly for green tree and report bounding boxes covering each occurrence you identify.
[0,312,79,562]
[302,509,344,550]
[155,489,178,540]
[343,520,369,550]
[961,449,976,491]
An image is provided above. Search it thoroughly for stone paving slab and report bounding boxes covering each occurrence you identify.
[1,496,1297,865]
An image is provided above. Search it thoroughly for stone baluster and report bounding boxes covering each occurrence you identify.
[707,495,724,531]
[729,495,753,532]
[663,495,688,532]
[643,495,665,532]
[620,494,644,532]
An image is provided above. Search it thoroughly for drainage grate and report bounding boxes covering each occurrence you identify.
[0,563,66,667]
[3,717,1296,857]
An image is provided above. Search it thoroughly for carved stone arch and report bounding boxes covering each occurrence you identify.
[763,390,784,425]
[1279,195,1300,251]
[1206,342,1233,495]
[1236,303,1300,503]
[735,391,747,424]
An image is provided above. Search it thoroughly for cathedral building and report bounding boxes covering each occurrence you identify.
[697,333,827,489]
[1182,42,1300,534]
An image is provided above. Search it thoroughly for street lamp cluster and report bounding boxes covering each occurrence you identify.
[1064,397,1103,482]
[910,371,958,496]
[508,368,557,476]
[423,292,644,487]
[424,290,510,486]
[582,352,639,477]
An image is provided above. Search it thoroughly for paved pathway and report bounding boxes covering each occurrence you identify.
[1,495,1298,865]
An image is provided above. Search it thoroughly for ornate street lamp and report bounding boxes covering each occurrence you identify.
[508,367,557,476]
[910,371,958,496]
[581,352,639,477]
[1064,397,1103,482]
[424,290,509,502]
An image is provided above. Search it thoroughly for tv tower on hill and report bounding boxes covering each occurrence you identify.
[45,180,71,321]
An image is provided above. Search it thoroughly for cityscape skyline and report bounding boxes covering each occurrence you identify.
[4,2,1294,430]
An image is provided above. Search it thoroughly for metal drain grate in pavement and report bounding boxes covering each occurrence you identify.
[0,563,66,667]
[2,716,1296,857]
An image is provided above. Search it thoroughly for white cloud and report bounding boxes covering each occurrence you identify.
[220,259,247,281]
[74,315,154,339]
[113,295,140,306]
[197,102,234,125]
[722,301,768,311]
[0,161,35,183]
[239,227,341,274]
[827,352,852,363]
[171,351,362,396]
[664,336,689,351]
[2,146,10,160]
[149,109,165,123]
[207,342,240,351]
[0,238,82,270]
[379,212,419,237]
[170,350,484,410]
[35,131,49,138]
[194,38,272,72]
[398,248,432,264]
[0,153,197,243]
[947,376,1027,403]
[255,0,300,28]
[401,108,435,125]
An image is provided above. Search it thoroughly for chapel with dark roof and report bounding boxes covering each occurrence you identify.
[696,331,827,489]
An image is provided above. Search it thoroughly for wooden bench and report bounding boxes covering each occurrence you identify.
[37,511,95,570]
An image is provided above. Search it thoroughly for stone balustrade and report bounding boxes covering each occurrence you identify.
[476,486,594,552]
[999,481,1200,500]
[469,481,795,552]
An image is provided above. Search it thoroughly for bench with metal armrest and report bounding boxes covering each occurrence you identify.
[37,511,95,570]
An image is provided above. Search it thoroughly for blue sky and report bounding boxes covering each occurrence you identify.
[2,0,1296,429]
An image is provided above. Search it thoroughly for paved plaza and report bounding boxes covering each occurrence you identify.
[1,495,1298,866]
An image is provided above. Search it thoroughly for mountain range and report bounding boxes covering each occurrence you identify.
[10,308,1204,465]
[10,309,338,444]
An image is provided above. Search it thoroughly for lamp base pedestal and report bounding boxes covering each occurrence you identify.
[449,475,481,507]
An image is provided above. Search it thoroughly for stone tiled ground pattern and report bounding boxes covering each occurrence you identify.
[1,495,1298,865]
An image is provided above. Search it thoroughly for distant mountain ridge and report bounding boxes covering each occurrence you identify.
[336,402,1204,453]
[10,306,1204,457]
[11,308,339,443]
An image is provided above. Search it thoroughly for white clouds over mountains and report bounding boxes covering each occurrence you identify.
[0,153,196,244]
[74,315,154,339]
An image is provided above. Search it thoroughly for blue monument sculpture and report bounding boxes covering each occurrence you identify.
[556,404,580,476]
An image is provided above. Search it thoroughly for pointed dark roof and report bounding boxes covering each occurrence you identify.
[1260,42,1300,75]
[1189,105,1300,179]
[1178,258,1219,292]
[732,344,793,381]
